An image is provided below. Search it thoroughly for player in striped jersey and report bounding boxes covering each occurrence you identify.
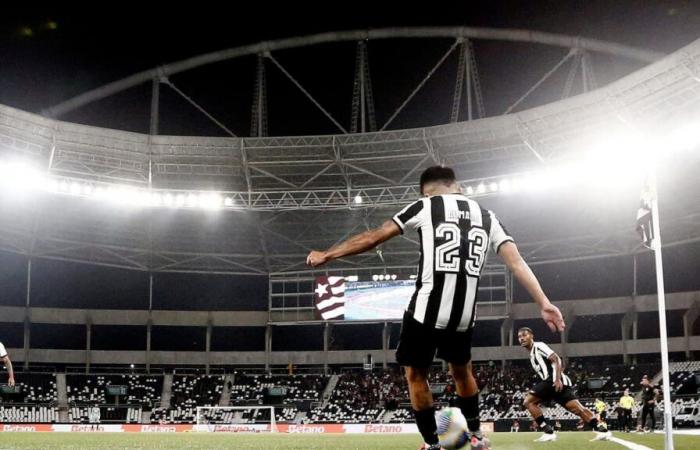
[308,166,565,450]
[517,327,611,442]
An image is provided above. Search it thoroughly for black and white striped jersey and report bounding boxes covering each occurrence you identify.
[529,341,572,385]
[392,193,513,331]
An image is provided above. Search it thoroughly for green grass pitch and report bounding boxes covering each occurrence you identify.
[0,431,697,449]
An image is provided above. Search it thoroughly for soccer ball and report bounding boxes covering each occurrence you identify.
[470,435,491,449]
[435,407,470,449]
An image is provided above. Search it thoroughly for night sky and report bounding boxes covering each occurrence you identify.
[2,1,700,136]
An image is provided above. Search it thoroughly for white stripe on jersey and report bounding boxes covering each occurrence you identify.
[435,195,459,328]
[436,273,457,328]
[457,276,479,331]
[466,198,483,226]
[413,215,434,324]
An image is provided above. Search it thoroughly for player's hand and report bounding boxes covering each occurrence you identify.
[553,379,563,392]
[306,251,329,267]
[8,377,15,387]
[540,302,565,332]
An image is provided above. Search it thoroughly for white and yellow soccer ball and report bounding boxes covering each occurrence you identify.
[435,407,470,450]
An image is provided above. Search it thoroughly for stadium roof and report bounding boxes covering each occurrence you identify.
[0,31,699,274]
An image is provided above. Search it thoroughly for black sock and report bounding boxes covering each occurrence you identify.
[535,415,554,434]
[455,394,480,433]
[414,407,439,445]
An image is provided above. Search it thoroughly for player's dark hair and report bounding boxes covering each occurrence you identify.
[518,327,534,336]
[419,166,456,194]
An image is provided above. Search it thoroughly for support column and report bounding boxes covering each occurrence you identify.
[86,319,92,373]
[265,324,272,374]
[382,322,389,370]
[560,308,576,364]
[500,317,514,366]
[632,254,638,297]
[632,312,639,365]
[150,77,160,135]
[146,274,153,373]
[146,319,152,372]
[323,322,330,376]
[621,309,638,364]
[205,317,212,375]
[23,259,32,370]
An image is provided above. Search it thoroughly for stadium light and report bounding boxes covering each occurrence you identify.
[409,274,417,280]
[224,197,234,207]
[372,274,379,281]
[345,275,358,282]
[465,185,474,195]
[0,161,45,193]
[390,274,397,280]
[199,193,223,209]
[476,183,486,194]
[668,121,700,152]
[354,194,363,204]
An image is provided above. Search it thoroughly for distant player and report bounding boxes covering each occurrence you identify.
[0,341,15,387]
[517,327,611,442]
[639,375,659,432]
[307,166,566,450]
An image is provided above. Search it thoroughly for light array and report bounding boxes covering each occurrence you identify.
[0,121,697,210]
[371,274,398,281]
[0,163,234,210]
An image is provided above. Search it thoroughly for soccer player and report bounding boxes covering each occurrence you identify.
[639,375,659,432]
[517,327,611,442]
[619,388,635,432]
[0,341,15,387]
[307,166,566,450]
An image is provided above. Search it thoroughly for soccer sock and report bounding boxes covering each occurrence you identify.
[414,407,439,445]
[535,415,554,434]
[455,394,480,433]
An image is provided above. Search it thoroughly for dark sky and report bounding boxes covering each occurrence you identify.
[1,1,700,136]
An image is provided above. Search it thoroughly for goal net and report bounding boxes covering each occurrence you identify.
[195,406,278,433]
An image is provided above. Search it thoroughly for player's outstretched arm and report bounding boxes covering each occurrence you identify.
[306,220,401,267]
[548,353,564,392]
[2,356,14,387]
[497,241,566,332]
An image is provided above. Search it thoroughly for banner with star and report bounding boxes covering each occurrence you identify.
[314,276,346,320]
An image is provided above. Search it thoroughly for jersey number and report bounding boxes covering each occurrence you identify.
[435,223,488,275]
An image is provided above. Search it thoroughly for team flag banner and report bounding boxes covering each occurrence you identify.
[314,276,346,320]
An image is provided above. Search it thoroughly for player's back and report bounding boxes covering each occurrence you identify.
[392,193,513,331]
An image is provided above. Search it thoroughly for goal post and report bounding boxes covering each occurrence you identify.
[195,406,278,433]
